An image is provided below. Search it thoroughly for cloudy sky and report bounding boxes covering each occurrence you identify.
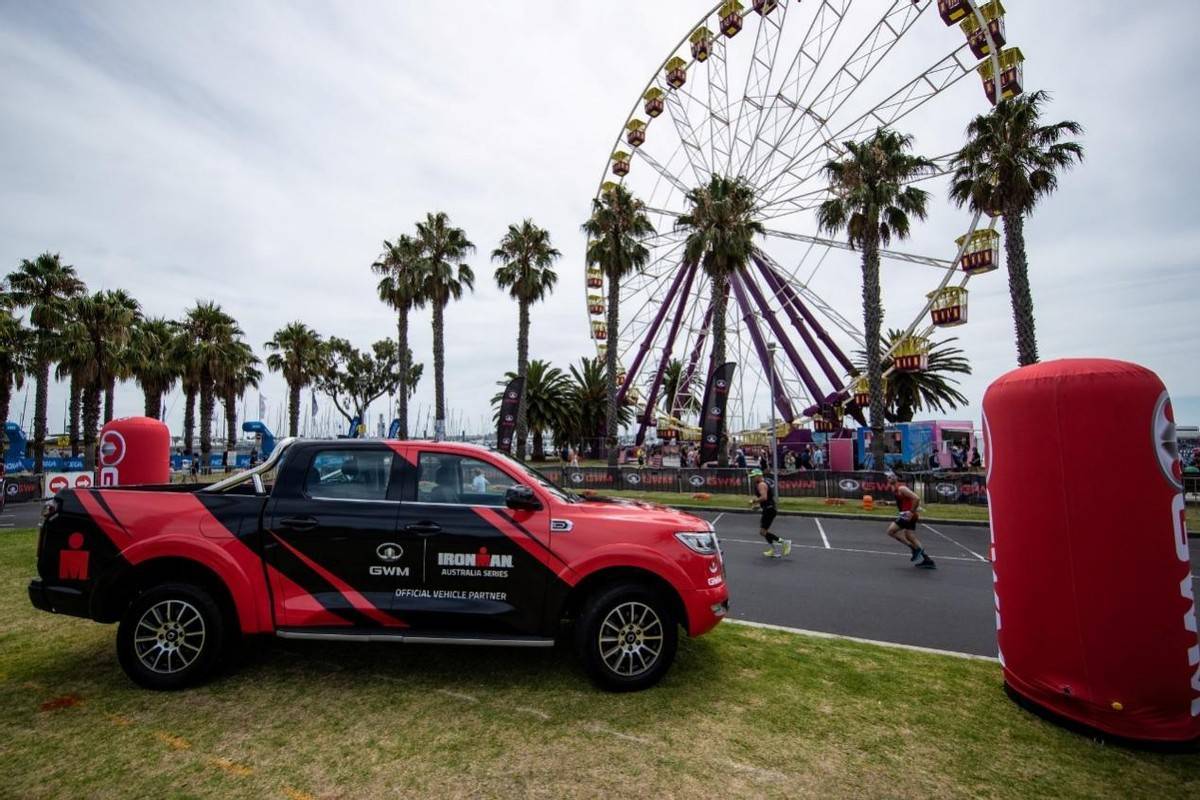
[1,0,1197,442]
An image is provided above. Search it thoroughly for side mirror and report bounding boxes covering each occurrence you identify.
[505,484,542,512]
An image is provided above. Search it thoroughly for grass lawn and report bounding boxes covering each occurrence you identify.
[2,529,1197,799]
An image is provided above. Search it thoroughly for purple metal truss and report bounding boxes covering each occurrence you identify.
[616,261,692,406]
[753,254,844,388]
[636,262,698,445]
[672,298,714,416]
[754,253,857,376]
[729,272,796,423]
[737,267,827,405]
[754,254,867,427]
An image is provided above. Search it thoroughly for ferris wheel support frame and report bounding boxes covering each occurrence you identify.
[635,262,699,446]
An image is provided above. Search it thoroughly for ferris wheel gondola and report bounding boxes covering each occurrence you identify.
[588,0,1020,442]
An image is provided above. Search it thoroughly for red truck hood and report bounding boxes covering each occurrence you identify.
[568,496,710,530]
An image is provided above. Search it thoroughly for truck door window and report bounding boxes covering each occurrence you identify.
[305,450,394,501]
[416,453,514,507]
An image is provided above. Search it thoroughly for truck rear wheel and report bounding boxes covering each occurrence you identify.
[116,582,225,690]
[574,582,678,692]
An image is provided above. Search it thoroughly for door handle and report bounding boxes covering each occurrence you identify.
[279,516,319,532]
[404,521,442,536]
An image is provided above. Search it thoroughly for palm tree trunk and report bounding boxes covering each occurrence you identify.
[183,385,196,455]
[605,273,620,468]
[396,304,409,439]
[69,374,81,457]
[104,377,115,424]
[199,372,214,471]
[288,382,301,438]
[862,223,888,471]
[143,385,159,419]
[532,427,544,461]
[514,299,530,461]
[432,301,446,441]
[1003,211,1039,366]
[224,388,237,453]
[82,382,101,471]
[710,274,730,467]
[33,358,49,473]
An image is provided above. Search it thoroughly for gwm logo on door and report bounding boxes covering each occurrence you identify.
[369,542,410,576]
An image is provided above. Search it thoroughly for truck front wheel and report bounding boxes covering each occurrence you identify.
[574,583,678,692]
[116,582,226,690]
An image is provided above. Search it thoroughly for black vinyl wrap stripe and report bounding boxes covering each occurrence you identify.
[492,510,570,568]
[89,491,132,539]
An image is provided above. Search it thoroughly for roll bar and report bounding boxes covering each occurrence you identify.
[201,436,298,494]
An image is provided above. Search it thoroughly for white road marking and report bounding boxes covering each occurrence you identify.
[922,523,987,562]
[726,619,998,662]
[814,518,830,550]
[710,512,725,527]
[0,524,14,528]
[718,536,983,564]
[437,688,479,703]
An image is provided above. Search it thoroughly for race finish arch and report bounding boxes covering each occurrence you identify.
[587,1,1020,444]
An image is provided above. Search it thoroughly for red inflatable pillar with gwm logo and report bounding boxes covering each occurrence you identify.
[983,359,1199,744]
[98,417,171,487]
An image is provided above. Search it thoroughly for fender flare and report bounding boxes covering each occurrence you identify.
[107,536,272,633]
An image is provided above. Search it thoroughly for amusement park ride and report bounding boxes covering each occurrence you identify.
[587,0,1021,446]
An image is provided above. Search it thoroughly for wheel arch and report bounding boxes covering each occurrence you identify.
[562,566,689,633]
[93,556,239,635]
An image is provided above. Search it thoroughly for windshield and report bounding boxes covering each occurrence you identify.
[495,451,578,503]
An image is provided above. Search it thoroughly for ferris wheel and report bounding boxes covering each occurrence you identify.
[586,0,1025,442]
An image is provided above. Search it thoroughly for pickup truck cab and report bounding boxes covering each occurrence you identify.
[29,438,728,691]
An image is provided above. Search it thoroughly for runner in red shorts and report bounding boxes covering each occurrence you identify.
[886,472,935,569]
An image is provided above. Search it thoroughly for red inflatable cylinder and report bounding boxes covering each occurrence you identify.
[98,417,170,487]
[983,359,1199,743]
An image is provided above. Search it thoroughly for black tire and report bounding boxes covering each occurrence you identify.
[116,582,226,690]
[574,582,678,692]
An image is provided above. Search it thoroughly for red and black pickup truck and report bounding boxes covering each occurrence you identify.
[29,438,728,691]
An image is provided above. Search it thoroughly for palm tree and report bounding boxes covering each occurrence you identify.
[60,292,139,469]
[98,289,141,423]
[221,340,261,461]
[660,358,700,417]
[53,306,87,457]
[563,356,634,459]
[265,322,325,437]
[5,252,85,472]
[675,174,764,373]
[372,234,426,439]
[818,128,934,468]
[129,317,180,419]
[581,184,655,466]
[855,329,972,422]
[492,219,561,461]
[415,212,475,442]
[0,300,29,465]
[491,360,572,461]
[183,302,242,471]
[950,91,1084,366]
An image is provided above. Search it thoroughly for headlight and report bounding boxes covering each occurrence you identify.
[41,497,61,522]
[675,531,719,555]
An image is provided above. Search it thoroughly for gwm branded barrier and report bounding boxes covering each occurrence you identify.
[541,466,989,505]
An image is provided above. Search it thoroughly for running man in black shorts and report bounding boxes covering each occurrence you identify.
[886,472,935,569]
[750,469,791,559]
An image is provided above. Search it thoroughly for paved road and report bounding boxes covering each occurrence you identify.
[1,501,44,530]
[696,511,1200,658]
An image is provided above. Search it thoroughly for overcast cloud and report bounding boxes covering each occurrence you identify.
[1,0,1197,441]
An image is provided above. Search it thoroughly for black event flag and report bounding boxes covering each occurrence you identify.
[496,376,525,454]
[698,362,736,465]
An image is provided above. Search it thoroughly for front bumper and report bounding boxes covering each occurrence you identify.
[684,584,730,637]
[28,579,89,618]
